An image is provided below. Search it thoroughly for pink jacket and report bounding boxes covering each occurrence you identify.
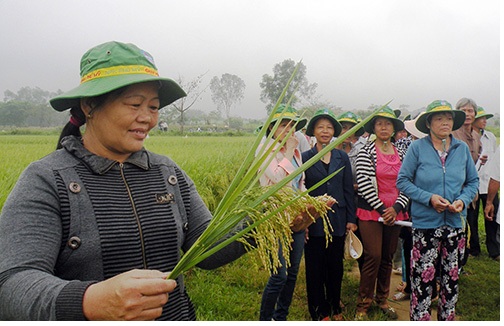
[256,139,306,191]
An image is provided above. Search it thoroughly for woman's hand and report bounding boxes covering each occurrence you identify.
[82,269,177,321]
[448,199,464,213]
[290,197,336,232]
[381,207,397,226]
[430,194,450,213]
[346,222,358,232]
[283,132,299,160]
[485,202,495,221]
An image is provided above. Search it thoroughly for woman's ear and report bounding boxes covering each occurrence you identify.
[80,98,91,116]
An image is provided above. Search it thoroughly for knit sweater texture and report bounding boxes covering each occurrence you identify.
[0,136,246,320]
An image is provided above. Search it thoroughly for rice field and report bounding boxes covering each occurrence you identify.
[0,134,500,321]
[0,134,251,211]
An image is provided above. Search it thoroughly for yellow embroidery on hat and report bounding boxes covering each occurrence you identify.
[377,112,396,119]
[430,105,451,112]
[338,118,357,124]
[272,112,298,119]
[80,65,159,84]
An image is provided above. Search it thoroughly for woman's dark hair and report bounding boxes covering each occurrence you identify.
[56,87,126,149]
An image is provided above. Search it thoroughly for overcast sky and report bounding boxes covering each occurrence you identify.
[0,0,500,119]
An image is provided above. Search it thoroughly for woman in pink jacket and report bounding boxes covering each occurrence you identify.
[257,104,307,321]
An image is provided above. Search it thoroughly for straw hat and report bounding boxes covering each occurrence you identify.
[344,230,363,260]
[404,112,427,139]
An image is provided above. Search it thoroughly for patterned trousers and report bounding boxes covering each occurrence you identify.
[410,226,465,321]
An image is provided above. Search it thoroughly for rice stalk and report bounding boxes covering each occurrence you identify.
[167,61,391,280]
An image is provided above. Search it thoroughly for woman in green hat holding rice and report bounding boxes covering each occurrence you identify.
[0,42,321,321]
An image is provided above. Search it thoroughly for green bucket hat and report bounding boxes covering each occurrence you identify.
[475,106,494,120]
[336,111,364,137]
[261,104,307,133]
[364,106,405,134]
[50,41,187,111]
[415,100,466,134]
[305,108,342,137]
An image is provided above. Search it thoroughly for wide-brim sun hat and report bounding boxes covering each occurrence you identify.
[404,112,427,139]
[336,111,364,137]
[260,104,307,133]
[50,41,187,112]
[364,106,405,134]
[415,100,466,134]
[475,106,494,120]
[344,230,363,260]
[305,108,342,137]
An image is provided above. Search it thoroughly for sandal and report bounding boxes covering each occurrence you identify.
[332,313,344,321]
[379,306,398,320]
[392,291,410,301]
[396,281,406,292]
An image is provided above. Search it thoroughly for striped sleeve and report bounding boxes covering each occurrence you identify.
[356,142,385,212]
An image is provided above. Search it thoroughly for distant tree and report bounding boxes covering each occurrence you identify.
[259,59,318,114]
[210,73,245,125]
[0,101,28,126]
[162,72,209,133]
[1,87,66,127]
[204,110,222,126]
[228,116,244,131]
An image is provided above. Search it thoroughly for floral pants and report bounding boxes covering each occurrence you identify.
[410,226,465,321]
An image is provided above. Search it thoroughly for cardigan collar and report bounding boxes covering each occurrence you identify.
[60,135,151,175]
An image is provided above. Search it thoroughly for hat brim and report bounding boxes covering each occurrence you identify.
[306,115,342,137]
[475,113,494,120]
[404,119,427,139]
[364,116,404,134]
[259,117,307,133]
[50,74,186,112]
[415,110,466,134]
[337,118,365,137]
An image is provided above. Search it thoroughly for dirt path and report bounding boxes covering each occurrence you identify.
[349,266,438,321]
[388,269,439,321]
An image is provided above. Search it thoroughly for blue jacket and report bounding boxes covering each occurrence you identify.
[397,135,479,229]
[302,147,356,237]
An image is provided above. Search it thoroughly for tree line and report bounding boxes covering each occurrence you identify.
[1,60,498,132]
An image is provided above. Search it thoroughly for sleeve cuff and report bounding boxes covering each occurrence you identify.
[55,280,96,320]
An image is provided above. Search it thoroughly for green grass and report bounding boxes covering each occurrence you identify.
[0,134,500,321]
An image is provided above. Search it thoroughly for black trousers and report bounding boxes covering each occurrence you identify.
[475,193,500,258]
[466,204,481,256]
[304,235,345,320]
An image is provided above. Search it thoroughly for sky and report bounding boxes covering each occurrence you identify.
[0,0,500,120]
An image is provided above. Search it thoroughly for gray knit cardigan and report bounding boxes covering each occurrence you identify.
[0,136,247,320]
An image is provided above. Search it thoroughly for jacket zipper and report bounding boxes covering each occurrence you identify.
[119,163,148,269]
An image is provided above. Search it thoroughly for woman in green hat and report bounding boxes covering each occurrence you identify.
[354,106,409,320]
[336,111,366,190]
[0,42,319,321]
[472,107,499,260]
[257,104,312,321]
[397,100,478,320]
[302,109,357,321]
